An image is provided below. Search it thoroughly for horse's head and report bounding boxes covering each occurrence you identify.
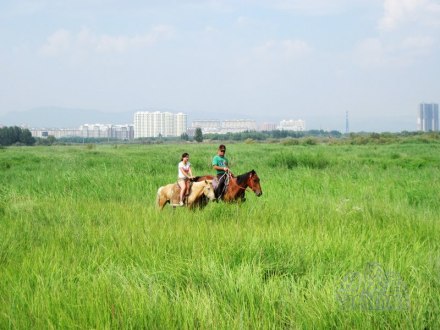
[247,170,262,197]
[203,180,216,201]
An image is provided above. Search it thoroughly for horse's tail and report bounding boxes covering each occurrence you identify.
[156,186,164,208]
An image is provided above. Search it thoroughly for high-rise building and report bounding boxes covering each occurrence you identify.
[30,124,134,140]
[418,103,439,132]
[134,111,187,138]
[260,122,277,131]
[191,119,257,134]
[192,120,221,133]
[222,119,257,133]
[278,119,306,131]
[175,112,188,137]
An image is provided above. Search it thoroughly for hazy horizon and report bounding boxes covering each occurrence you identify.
[1,0,439,132]
[0,105,420,133]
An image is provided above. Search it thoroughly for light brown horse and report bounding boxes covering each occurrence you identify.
[194,170,262,202]
[156,180,215,210]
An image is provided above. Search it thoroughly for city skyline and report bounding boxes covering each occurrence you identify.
[2,104,439,134]
[27,112,310,140]
[1,1,439,132]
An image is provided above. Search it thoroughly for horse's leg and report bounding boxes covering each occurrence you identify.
[173,185,181,205]
[194,196,206,209]
[157,185,174,210]
[157,188,165,209]
[185,185,199,208]
[185,181,191,203]
[158,192,169,210]
[157,195,164,209]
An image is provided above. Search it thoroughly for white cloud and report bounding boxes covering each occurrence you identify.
[38,25,174,57]
[255,0,372,16]
[354,35,436,68]
[254,39,312,61]
[401,35,435,53]
[379,0,440,30]
[39,29,71,56]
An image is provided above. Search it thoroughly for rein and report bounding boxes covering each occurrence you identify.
[217,172,230,197]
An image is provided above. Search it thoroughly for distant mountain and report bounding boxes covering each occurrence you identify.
[0,107,135,128]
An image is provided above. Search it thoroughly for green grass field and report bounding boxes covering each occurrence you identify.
[1,142,439,328]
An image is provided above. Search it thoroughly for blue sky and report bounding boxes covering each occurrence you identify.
[1,0,439,131]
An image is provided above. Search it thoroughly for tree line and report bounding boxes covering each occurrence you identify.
[202,129,342,141]
[0,126,35,146]
[2,126,437,147]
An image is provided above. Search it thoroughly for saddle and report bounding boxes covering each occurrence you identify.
[174,180,193,203]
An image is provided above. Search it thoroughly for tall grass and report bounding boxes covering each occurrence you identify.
[1,143,439,328]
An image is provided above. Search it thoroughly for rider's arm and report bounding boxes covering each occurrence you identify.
[212,156,229,172]
[213,165,229,172]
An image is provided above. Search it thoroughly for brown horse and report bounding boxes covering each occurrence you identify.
[156,180,216,210]
[194,170,262,202]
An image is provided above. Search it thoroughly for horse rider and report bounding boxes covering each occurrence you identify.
[178,152,194,206]
[212,144,231,199]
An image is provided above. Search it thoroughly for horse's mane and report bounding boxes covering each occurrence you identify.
[235,170,256,186]
[191,175,214,182]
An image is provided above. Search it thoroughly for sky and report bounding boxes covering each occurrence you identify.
[1,0,439,132]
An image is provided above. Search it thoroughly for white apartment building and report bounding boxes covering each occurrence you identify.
[260,122,277,131]
[30,128,83,138]
[222,120,257,133]
[191,119,257,134]
[176,112,187,137]
[191,120,222,134]
[30,124,134,140]
[110,124,134,140]
[80,124,110,138]
[134,111,187,138]
[80,124,134,139]
[278,119,306,131]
